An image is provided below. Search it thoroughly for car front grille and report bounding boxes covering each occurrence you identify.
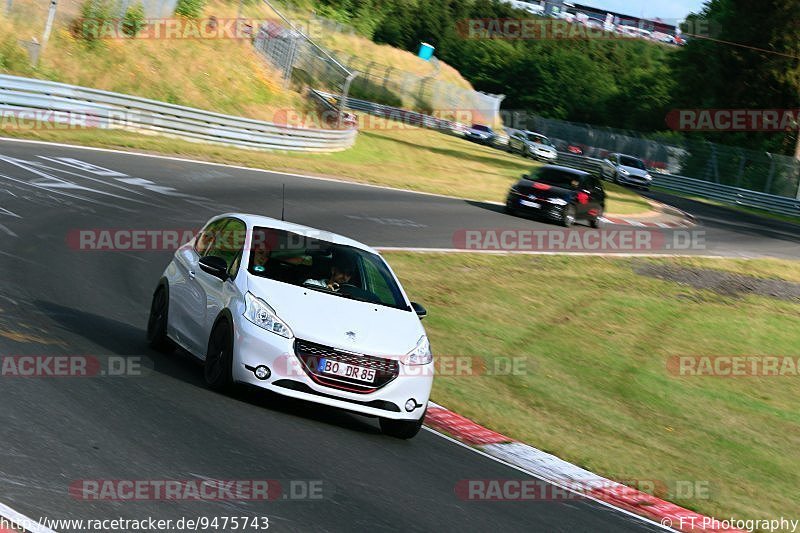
[294,339,400,394]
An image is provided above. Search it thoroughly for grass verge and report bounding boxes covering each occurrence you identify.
[0,127,650,214]
[385,252,800,521]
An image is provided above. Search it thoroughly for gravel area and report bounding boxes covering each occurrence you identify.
[634,264,800,301]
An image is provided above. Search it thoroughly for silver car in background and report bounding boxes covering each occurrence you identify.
[601,153,653,190]
[508,130,559,162]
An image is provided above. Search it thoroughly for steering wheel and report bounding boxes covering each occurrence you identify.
[337,283,380,303]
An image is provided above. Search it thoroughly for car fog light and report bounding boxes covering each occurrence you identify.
[405,399,417,412]
[254,365,271,380]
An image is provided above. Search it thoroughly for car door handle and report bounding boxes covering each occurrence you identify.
[188,270,196,280]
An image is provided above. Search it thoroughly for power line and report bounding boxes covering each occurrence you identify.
[683,32,800,60]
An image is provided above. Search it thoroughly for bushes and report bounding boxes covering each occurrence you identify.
[122,3,146,37]
[174,0,205,18]
[73,0,118,43]
[72,0,147,42]
[348,77,402,108]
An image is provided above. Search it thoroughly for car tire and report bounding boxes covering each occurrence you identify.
[205,319,233,391]
[146,285,174,353]
[613,172,621,185]
[504,199,516,216]
[380,409,426,439]
[561,205,576,227]
[590,209,604,229]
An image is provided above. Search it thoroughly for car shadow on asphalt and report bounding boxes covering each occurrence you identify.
[33,300,382,437]
[464,199,594,227]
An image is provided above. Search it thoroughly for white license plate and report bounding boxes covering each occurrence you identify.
[520,199,541,208]
[317,358,376,383]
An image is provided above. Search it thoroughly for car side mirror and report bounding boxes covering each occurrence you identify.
[521,173,530,180]
[199,255,229,281]
[410,302,427,319]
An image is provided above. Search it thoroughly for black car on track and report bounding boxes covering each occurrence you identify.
[505,165,606,227]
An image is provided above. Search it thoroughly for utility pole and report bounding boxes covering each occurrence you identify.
[41,0,58,53]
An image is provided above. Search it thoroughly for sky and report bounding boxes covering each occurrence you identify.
[577,0,708,21]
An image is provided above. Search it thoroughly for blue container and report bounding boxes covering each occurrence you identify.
[418,42,435,61]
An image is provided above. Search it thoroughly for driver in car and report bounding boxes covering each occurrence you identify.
[305,257,354,291]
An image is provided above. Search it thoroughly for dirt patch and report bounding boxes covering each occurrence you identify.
[634,264,800,301]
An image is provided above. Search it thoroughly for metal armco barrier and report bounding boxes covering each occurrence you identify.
[554,152,800,217]
[312,90,459,132]
[0,74,357,153]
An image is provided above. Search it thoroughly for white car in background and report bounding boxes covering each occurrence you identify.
[508,130,559,162]
[147,214,433,439]
[601,153,654,190]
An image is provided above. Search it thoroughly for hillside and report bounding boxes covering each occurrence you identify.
[0,0,478,121]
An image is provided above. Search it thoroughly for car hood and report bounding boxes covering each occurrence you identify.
[246,276,424,357]
[619,165,649,177]
[530,143,556,152]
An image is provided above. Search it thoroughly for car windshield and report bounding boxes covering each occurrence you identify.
[619,156,646,169]
[527,134,552,146]
[529,167,583,189]
[471,124,491,132]
[247,227,408,310]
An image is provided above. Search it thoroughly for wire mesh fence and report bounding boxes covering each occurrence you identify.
[253,4,505,124]
[513,113,800,198]
[255,1,353,102]
[333,51,505,125]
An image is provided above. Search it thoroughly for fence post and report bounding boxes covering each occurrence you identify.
[764,153,775,193]
[735,151,746,187]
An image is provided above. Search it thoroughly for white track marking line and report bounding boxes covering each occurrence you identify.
[421,427,674,532]
[375,247,737,259]
[0,502,58,533]
[0,137,508,205]
[0,137,681,223]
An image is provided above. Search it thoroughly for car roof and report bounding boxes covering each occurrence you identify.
[211,213,378,254]
[539,165,591,176]
[617,154,644,161]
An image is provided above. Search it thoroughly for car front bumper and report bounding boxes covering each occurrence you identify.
[532,149,558,161]
[507,192,566,221]
[232,318,433,421]
[618,174,652,187]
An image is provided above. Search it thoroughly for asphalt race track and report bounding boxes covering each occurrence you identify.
[0,138,797,532]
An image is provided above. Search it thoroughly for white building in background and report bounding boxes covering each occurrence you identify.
[502,0,546,15]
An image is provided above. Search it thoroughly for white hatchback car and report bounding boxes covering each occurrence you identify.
[147,214,433,438]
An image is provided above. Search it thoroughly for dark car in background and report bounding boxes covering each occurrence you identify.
[505,166,605,227]
[464,124,497,146]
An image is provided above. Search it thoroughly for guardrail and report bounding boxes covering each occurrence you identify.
[312,90,458,132]
[0,74,357,153]
[553,152,800,217]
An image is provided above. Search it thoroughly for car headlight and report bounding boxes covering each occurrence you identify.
[243,292,293,339]
[619,168,630,175]
[404,335,432,365]
[547,198,569,206]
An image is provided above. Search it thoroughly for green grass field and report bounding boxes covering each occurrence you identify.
[384,252,800,522]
